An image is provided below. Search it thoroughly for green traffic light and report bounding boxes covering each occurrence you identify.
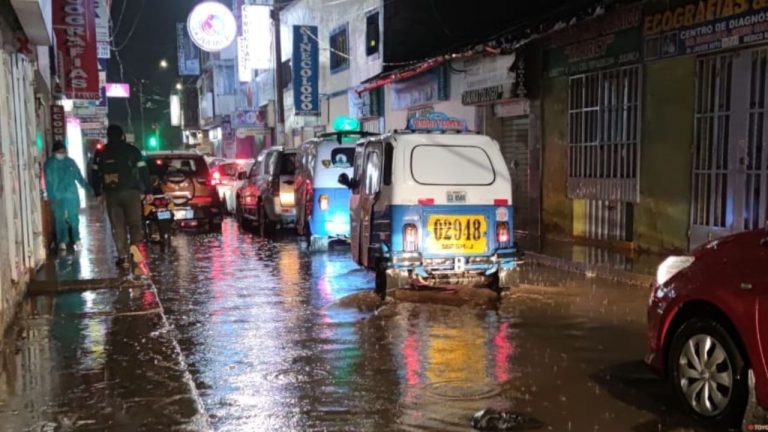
[147,136,158,149]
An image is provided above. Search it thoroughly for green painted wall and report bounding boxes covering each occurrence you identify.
[541,76,572,239]
[635,56,696,253]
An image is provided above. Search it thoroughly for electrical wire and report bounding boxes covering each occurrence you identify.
[111,0,146,51]
[109,0,128,41]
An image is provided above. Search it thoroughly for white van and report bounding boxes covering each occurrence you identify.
[338,113,521,299]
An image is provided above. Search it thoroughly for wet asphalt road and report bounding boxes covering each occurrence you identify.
[147,219,714,432]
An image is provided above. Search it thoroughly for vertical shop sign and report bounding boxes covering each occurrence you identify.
[292,25,319,116]
[51,104,67,144]
[53,0,100,99]
[177,23,201,76]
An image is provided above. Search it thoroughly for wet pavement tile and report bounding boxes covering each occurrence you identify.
[0,285,208,432]
[148,220,723,432]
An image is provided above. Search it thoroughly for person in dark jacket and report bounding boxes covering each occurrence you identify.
[44,140,91,251]
[91,125,152,274]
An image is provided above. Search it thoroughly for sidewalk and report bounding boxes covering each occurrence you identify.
[518,234,662,287]
[0,203,210,431]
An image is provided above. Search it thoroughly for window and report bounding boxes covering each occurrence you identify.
[364,146,382,195]
[410,145,495,186]
[148,157,208,177]
[567,65,641,201]
[352,145,365,194]
[365,12,380,57]
[330,25,349,73]
[330,148,355,168]
[279,153,297,176]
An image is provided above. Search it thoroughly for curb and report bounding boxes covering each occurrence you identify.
[27,277,122,294]
[524,251,655,288]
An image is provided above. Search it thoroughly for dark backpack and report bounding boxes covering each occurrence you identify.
[99,145,138,191]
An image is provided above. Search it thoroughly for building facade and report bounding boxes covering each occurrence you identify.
[1,0,53,334]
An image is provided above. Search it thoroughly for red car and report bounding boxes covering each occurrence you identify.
[647,228,768,427]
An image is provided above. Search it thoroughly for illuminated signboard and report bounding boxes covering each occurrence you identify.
[187,1,237,52]
[407,112,468,132]
[105,83,130,98]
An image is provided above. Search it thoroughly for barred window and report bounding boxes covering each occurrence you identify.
[330,25,349,73]
[568,65,641,203]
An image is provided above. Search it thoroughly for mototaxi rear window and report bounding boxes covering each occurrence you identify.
[410,145,496,186]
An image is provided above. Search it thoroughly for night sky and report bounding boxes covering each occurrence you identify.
[107,0,200,145]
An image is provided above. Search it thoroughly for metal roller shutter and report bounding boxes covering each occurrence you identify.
[500,116,530,232]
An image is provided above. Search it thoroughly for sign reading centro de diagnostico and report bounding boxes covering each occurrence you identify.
[545,4,643,78]
[644,0,768,60]
[293,25,320,116]
[53,0,100,100]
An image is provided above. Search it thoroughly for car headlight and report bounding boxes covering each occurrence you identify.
[656,256,695,286]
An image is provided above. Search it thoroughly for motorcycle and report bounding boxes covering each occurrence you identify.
[143,194,175,243]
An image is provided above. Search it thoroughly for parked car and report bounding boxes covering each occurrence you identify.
[146,151,223,232]
[210,159,251,214]
[296,130,374,251]
[338,112,521,299]
[647,228,768,428]
[236,147,297,235]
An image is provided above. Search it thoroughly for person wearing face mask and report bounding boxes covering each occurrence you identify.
[44,140,92,251]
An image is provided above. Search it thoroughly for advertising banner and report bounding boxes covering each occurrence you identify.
[53,0,100,99]
[95,0,110,59]
[177,23,201,76]
[390,67,449,111]
[545,4,642,77]
[292,25,320,116]
[644,0,768,60]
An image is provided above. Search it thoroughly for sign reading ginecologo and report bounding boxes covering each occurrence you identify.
[292,25,320,116]
[187,1,237,52]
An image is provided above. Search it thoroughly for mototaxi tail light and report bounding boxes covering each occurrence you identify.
[152,197,169,207]
[496,222,511,248]
[403,223,419,252]
[319,194,329,211]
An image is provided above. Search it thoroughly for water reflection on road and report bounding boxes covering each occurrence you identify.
[151,220,712,432]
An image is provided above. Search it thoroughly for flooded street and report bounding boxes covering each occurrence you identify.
[147,220,710,432]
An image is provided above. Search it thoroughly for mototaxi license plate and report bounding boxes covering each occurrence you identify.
[426,215,487,253]
[156,210,172,220]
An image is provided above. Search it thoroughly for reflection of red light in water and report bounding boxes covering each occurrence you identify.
[143,290,156,309]
[494,322,514,383]
[403,332,420,386]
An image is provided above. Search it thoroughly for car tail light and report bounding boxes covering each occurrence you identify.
[319,194,329,211]
[271,177,280,196]
[211,171,222,186]
[153,197,169,207]
[496,222,511,248]
[403,223,419,252]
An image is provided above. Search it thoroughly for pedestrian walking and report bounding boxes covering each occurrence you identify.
[91,125,152,276]
[44,140,91,252]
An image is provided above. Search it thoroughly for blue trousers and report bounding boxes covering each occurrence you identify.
[52,198,80,244]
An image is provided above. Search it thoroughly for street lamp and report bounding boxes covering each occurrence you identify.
[175,82,183,91]
[159,59,168,70]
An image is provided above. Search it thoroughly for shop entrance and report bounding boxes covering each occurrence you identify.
[690,49,768,248]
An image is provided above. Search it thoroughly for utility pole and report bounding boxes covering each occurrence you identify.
[272,5,285,147]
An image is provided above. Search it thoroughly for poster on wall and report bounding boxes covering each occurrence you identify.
[390,67,449,111]
[53,0,100,99]
[177,23,201,76]
[293,25,320,116]
[644,1,768,60]
[545,4,642,77]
